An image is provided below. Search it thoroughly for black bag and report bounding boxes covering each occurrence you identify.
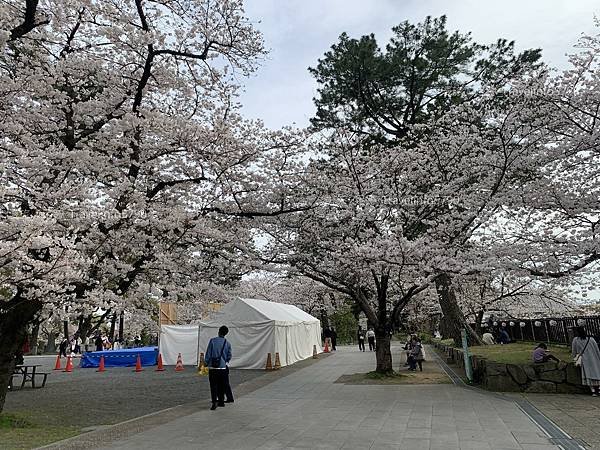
[210,339,227,368]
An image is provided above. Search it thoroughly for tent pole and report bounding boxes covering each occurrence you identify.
[196,324,201,367]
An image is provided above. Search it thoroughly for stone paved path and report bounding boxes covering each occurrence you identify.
[519,393,600,449]
[97,346,561,450]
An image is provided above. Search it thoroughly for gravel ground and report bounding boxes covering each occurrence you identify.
[4,355,265,429]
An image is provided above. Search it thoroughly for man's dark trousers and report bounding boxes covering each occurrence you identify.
[225,366,234,402]
[208,369,226,405]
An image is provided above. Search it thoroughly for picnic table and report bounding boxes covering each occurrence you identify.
[8,364,48,390]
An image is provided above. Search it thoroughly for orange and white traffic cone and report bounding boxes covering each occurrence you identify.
[53,355,62,370]
[265,353,273,370]
[63,356,73,373]
[155,353,165,372]
[97,355,106,373]
[274,352,281,370]
[134,354,143,372]
[312,345,319,359]
[324,340,330,353]
[175,353,184,372]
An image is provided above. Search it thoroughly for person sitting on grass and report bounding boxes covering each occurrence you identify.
[482,331,495,345]
[497,327,511,345]
[532,343,559,363]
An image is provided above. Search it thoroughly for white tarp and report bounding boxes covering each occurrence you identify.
[159,324,200,366]
[159,298,322,369]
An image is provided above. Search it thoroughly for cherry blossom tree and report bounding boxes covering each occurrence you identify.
[0,0,306,412]
[235,273,340,315]
[497,25,600,286]
[453,274,575,333]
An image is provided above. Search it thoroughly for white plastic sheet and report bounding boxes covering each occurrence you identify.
[159,324,200,366]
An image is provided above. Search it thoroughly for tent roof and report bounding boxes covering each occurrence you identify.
[201,297,319,326]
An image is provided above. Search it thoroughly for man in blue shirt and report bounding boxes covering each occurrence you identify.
[204,325,232,410]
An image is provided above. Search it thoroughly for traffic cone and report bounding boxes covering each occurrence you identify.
[134,354,143,372]
[53,355,62,370]
[274,352,281,370]
[97,355,106,372]
[265,352,273,370]
[312,345,319,359]
[175,353,184,372]
[63,356,73,373]
[155,353,165,372]
[324,340,330,353]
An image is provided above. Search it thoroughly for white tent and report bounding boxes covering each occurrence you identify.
[159,298,322,368]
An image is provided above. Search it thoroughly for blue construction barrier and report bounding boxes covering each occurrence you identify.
[80,347,158,368]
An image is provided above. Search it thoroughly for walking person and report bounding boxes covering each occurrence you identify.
[331,327,337,351]
[572,326,600,396]
[74,334,82,354]
[357,326,365,352]
[59,337,68,358]
[366,328,376,351]
[204,325,232,410]
[323,326,332,350]
[94,333,103,352]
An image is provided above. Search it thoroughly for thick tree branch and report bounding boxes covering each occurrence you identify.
[9,0,49,41]
[527,253,600,278]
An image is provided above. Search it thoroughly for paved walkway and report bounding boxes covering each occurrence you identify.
[98,346,561,450]
[520,393,600,449]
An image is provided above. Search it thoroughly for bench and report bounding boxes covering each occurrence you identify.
[8,365,49,389]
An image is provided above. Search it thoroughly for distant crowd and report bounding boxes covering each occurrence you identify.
[58,333,145,357]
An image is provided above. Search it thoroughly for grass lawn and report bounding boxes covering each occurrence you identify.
[0,412,79,450]
[466,342,572,365]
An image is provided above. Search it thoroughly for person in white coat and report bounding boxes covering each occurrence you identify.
[366,329,376,351]
[572,326,600,396]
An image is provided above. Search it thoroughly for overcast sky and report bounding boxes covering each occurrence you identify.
[239,0,600,130]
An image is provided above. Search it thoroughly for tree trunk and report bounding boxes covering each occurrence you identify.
[435,273,482,346]
[375,327,393,373]
[45,331,56,354]
[0,296,43,412]
[30,322,40,355]
[63,319,69,340]
[76,315,93,342]
[475,310,485,338]
[118,311,124,341]
[109,313,117,342]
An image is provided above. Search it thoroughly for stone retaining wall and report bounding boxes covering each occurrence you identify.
[433,342,587,393]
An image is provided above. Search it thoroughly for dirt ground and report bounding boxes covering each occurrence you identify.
[335,347,451,385]
[3,355,265,429]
